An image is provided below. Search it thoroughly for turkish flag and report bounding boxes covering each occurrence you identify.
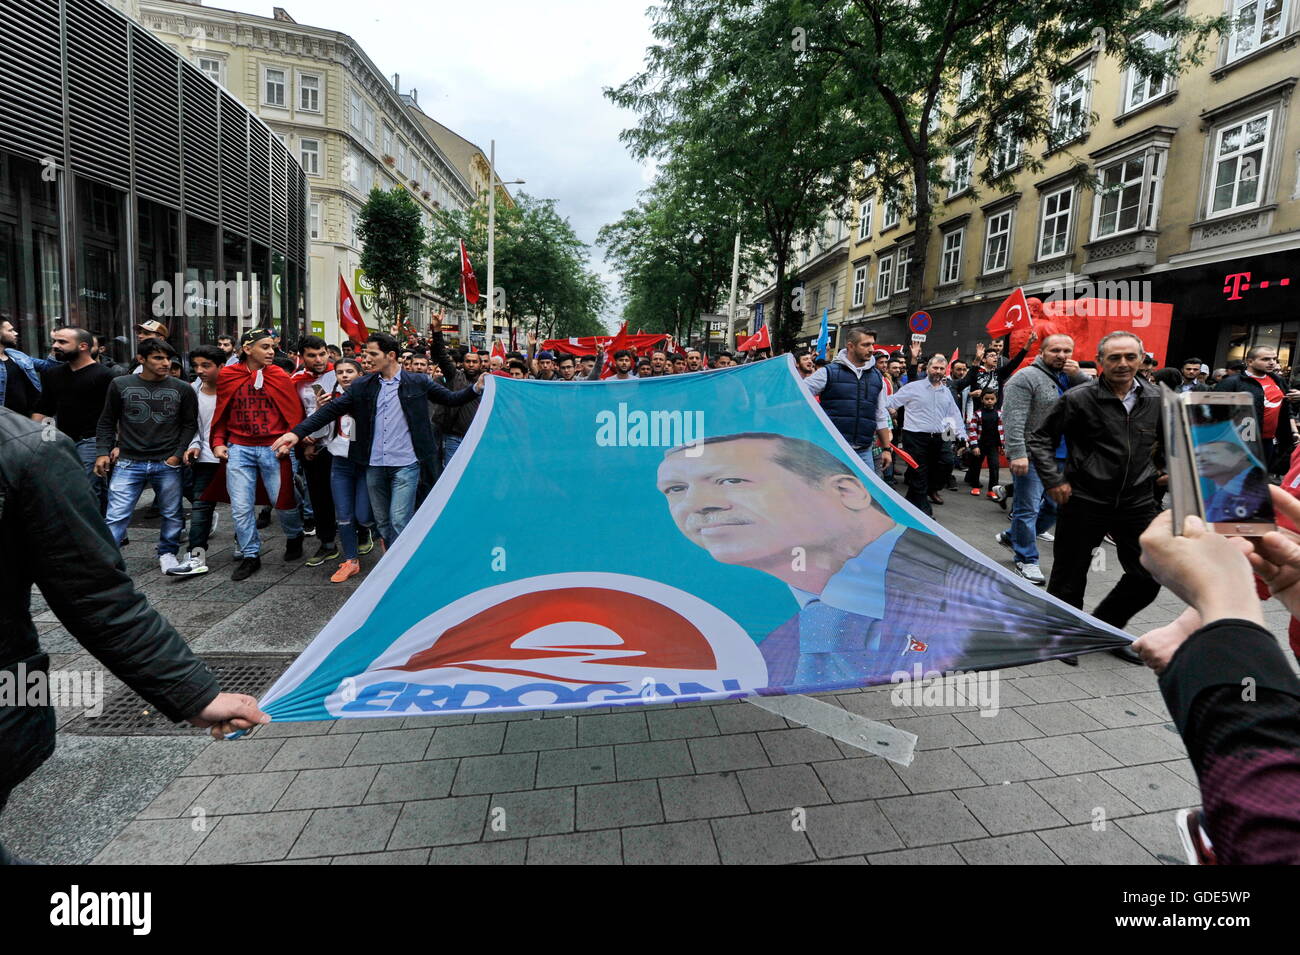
[737,325,771,352]
[600,322,634,378]
[460,239,480,304]
[338,274,368,345]
[985,287,1031,339]
[490,338,506,360]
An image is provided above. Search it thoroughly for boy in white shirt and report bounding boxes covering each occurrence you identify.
[168,345,225,577]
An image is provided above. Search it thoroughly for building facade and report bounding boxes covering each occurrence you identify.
[0,0,308,361]
[836,0,1300,368]
[137,0,476,345]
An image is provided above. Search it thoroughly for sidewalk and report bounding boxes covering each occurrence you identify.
[6,485,1294,864]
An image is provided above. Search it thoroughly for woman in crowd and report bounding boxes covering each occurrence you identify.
[320,358,375,582]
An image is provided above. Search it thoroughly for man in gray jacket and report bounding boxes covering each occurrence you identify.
[997,334,1086,585]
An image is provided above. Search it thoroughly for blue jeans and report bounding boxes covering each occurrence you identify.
[105,458,184,557]
[1009,461,1061,565]
[366,462,420,547]
[330,456,374,560]
[226,444,304,558]
[75,436,107,516]
[441,434,462,471]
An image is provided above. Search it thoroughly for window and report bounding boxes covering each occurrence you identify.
[810,288,820,316]
[350,90,363,132]
[940,229,964,284]
[264,68,286,107]
[349,209,359,248]
[397,142,408,176]
[957,67,977,106]
[299,139,320,176]
[1006,25,1032,75]
[949,139,973,195]
[876,253,894,300]
[363,104,376,143]
[1125,32,1172,111]
[882,193,900,229]
[857,198,873,240]
[852,265,868,307]
[829,280,838,311]
[382,124,394,158]
[983,210,1012,273]
[1228,0,1290,62]
[1050,67,1089,144]
[1209,112,1271,215]
[895,245,914,293]
[196,56,222,85]
[421,163,432,191]
[990,120,1020,176]
[309,202,321,240]
[1093,150,1163,237]
[298,73,320,112]
[1038,186,1074,258]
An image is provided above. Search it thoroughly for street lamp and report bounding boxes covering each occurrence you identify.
[485,137,524,345]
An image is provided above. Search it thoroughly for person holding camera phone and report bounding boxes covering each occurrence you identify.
[290,336,339,569]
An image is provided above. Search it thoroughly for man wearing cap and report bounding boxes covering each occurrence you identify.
[206,329,307,581]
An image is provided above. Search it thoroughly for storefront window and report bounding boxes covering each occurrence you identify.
[250,242,272,331]
[0,150,66,358]
[185,216,219,350]
[76,178,126,349]
[137,198,179,332]
[222,230,250,340]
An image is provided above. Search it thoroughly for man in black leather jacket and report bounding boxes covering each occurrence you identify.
[0,407,267,863]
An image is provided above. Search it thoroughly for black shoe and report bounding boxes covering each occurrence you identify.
[303,518,317,537]
[231,556,261,581]
[305,541,341,567]
[1110,645,1142,665]
[284,535,305,561]
[1060,655,1079,666]
[927,492,945,505]
[256,506,272,529]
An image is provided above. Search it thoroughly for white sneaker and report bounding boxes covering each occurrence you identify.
[1037,531,1055,542]
[1015,561,1046,585]
[159,553,180,575]
[166,554,210,577]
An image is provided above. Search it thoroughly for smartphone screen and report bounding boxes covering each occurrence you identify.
[1186,394,1275,534]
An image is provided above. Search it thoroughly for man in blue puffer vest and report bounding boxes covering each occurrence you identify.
[802,327,893,478]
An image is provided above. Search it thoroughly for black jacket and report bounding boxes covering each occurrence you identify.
[293,370,477,467]
[1214,371,1296,463]
[429,334,481,438]
[1026,377,1163,507]
[0,408,220,794]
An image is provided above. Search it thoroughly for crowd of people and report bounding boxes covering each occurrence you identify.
[2,311,1299,865]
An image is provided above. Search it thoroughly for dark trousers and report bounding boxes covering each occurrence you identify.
[300,448,336,546]
[965,440,1001,488]
[1047,496,1161,630]
[900,430,953,516]
[187,461,220,554]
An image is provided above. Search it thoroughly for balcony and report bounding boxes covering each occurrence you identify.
[1081,230,1158,275]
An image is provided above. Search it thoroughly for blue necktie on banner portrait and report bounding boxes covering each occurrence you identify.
[259,358,1131,721]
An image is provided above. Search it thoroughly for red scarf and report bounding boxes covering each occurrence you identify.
[202,362,305,510]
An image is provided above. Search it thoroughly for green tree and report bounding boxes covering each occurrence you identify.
[356,186,425,329]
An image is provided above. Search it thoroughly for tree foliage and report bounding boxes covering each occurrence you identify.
[356,187,425,328]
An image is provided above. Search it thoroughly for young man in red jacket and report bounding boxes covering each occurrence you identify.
[207,329,305,580]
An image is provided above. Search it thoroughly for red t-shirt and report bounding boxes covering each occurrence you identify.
[1250,371,1284,439]
[224,377,290,446]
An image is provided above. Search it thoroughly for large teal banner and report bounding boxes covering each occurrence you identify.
[261,357,1128,720]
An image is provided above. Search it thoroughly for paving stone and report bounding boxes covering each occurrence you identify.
[182,739,284,776]
[331,849,431,865]
[93,818,209,865]
[345,729,436,765]
[328,716,408,734]
[364,760,458,804]
[687,734,770,773]
[1116,810,1190,866]
[1038,822,1159,865]
[426,840,527,864]
[834,690,916,721]
[1028,774,1142,824]
[1069,695,1163,729]
[710,702,791,734]
[276,766,379,810]
[952,709,1044,744]
[1022,734,1123,774]
[526,829,622,865]
[190,772,295,815]
[646,707,721,740]
[877,791,988,847]
[483,787,575,840]
[803,800,904,858]
[887,713,982,749]
[1015,675,1093,704]
[536,746,617,788]
[138,775,214,819]
[954,783,1069,835]
[452,752,537,795]
[1084,727,1186,766]
[1015,702,1107,736]
[867,845,965,864]
[711,811,815,865]
[737,764,832,812]
[503,716,578,752]
[758,728,845,765]
[255,720,335,738]
[388,796,489,848]
[425,722,506,759]
[291,804,401,858]
[623,820,720,864]
[658,772,750,821]
[1140,721,1188,757]
[576,780,663,830]
[891,748,985,794]
[188,811,312,865]
[955,832,1062,864]
[576,712,650,746]
[1128,691,1172,720]
[1163,758,1199,784]
[1062,668,1155,697]
[961,680,1036,709]
[954,742,1056,785]
[262,735,360,772]
[1098,764,1202,812]
[615,740,695,780]
[813,757,909,801]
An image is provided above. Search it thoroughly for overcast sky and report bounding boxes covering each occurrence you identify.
[209,0,657,325]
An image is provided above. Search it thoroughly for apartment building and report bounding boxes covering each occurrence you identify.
[839,0,1300,368]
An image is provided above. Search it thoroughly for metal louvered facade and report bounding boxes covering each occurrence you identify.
[0,0,308,358]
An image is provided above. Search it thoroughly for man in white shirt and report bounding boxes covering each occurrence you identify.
[169,345,225,577]
[886,353,964,516]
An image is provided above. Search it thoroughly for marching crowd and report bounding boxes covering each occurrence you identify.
[2,312,1300,866]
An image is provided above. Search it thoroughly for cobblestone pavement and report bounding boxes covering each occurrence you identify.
[6,479,1296,865]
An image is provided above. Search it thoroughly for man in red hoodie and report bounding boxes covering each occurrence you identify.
[208,329,305,580]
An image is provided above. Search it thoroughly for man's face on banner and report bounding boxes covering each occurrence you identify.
[656,437,870,569]
[1195,440,1250,483]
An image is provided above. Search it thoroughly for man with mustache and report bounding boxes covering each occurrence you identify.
[656,432,1116,691]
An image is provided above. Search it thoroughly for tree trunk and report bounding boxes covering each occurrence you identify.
[907,150,931,316]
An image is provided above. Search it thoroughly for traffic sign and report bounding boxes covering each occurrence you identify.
[908,310,932,334]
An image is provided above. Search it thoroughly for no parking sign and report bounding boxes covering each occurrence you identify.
[909,310,931,342]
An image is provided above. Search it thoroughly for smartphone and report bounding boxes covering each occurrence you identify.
[310,383,326,398]
[1181,391,1275,536]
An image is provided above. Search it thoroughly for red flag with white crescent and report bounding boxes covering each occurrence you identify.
[985,287,1031,339]
[338,274,368,345]
[459,239,480,304]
